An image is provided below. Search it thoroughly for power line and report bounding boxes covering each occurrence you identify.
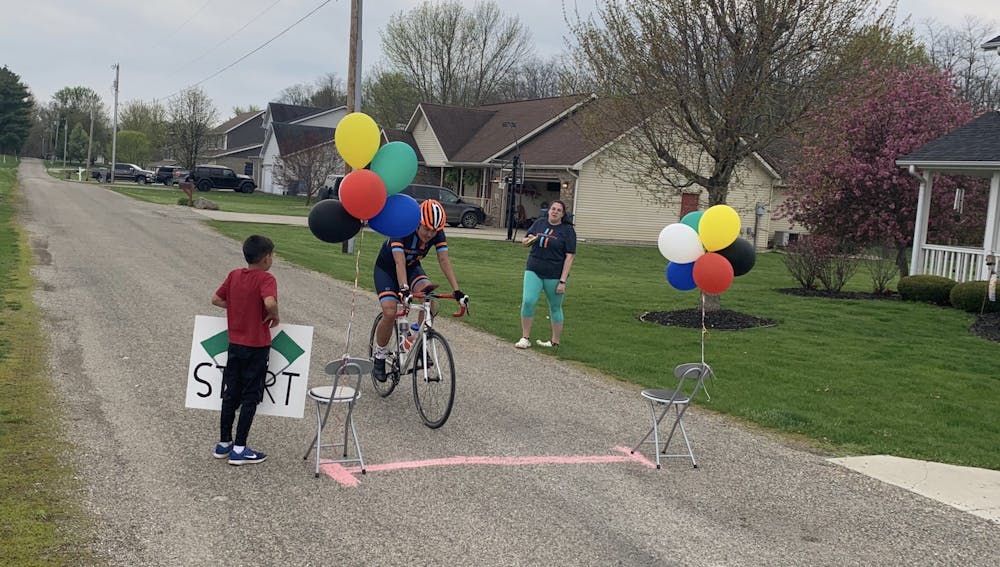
[147,0,214,52]
[168,0,285,76]
[160,0,337,104]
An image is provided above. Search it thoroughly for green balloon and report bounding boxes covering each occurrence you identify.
[371,141,418,195]
[681,210,703,233]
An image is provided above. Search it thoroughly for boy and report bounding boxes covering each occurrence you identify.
[211,235,279,465]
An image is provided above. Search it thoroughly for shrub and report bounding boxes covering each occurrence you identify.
[949,280,1000,314]
[177,198,191,206]
[897,275,957,306]
[783,237,834,289]
[861,242,899,294]
[818,253,860,292]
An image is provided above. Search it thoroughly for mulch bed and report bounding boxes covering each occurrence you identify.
[642,289,1000,342]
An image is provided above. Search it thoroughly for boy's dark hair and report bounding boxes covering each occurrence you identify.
[243,235,274,264]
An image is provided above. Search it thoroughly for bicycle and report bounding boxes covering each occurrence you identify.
[368,286,468,428]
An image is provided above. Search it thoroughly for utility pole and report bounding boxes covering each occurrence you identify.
[342,0,363,254]
[52,116,60,163]
[502,121,520,241]
[110,63,120,184]
[86,105,95,169]
[62,116,68,168]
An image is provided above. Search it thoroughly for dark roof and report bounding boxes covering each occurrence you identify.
[207,143,263,159]
[419,104,494,158]
[272,123,334,155]
[212,110,263,134]
[897,111,1000,169]
[382,129,424,162]
[493,97,625,166]
[983,34,1000,50]
[267,102,328,124]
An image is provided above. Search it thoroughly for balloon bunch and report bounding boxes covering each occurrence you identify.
[658,205,756,294]
[308,112,423,243]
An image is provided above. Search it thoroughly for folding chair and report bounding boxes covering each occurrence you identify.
[631,362,713,469]
[303,357,372,477]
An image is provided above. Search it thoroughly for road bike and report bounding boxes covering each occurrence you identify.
[368,286,468,428]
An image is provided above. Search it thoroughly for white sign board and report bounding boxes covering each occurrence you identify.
[185,315,313,418]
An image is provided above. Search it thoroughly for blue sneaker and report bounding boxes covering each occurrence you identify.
[213,442,232,459]
[228,447,267,466]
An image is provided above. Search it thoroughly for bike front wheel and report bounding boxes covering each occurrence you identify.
[369,312,399,397]
[411,329,456,429]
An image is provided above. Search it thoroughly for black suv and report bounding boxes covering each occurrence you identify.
[153,166,186,185]
[401,184,486,229]
[187,165,256,193]
[112,163,154,183]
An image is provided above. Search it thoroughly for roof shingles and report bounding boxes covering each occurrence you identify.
[898,111,1000,164]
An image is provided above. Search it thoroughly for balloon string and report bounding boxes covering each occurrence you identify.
[700,293,711,401]
[343,228,365,357]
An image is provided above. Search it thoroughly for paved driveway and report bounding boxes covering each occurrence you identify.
[18,159,999,566]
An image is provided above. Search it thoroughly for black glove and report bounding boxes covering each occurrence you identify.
[398,285,411,303]
[453,289,468,305]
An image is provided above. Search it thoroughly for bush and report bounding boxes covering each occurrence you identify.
[949,280,1000,314]
[783,236,859,292]
[177,198,191,206]
[897,275,957,306]
[861,242,899,294]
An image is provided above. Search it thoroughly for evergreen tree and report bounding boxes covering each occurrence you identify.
[0,66,35,155]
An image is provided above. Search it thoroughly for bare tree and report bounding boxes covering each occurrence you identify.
[921,16,1000,111]
[381,0,533,106]
[274,142,342,205]
[167,88,217,170]
[570,0,891,206]
[492,55,595,102]
[232,104,262,115]
[362,68,422,128]
[276,73,347,108]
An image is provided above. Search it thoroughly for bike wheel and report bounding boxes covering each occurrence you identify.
[411,329,456,429]
[369,312,399,397]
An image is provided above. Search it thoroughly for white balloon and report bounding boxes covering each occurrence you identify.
[657,223,704,264]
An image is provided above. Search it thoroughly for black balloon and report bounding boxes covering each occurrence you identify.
[718,237,756,277]
[308,199,362,243]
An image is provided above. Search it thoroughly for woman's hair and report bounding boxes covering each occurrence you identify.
[548,200,572,225]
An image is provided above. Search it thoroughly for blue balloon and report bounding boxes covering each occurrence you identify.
[666,261,697,291]
[368,193,421,237]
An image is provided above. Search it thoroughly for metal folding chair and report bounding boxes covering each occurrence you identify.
[303,357,372,477]
[631,362,713,469]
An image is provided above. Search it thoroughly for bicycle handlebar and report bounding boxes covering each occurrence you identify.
[402,290,470,318]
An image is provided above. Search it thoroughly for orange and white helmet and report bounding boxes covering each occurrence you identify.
[419,199,447,231]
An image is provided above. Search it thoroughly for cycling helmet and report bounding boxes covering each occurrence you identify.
[419,199,447,231]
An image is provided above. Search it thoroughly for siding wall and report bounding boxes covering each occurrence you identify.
[573,143,778,248]
[412,115,447,167]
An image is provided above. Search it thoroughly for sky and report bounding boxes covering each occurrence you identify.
[0,0,997,121]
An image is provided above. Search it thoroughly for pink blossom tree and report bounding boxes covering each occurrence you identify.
[780,64,987,274]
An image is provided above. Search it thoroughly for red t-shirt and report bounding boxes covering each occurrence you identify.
[215,268,278,347]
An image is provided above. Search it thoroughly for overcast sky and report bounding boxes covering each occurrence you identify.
[0,0,996,120]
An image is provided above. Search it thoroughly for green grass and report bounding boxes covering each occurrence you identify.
[209,221,1000,470]
[106,185,314,216]
[0,157,96,566]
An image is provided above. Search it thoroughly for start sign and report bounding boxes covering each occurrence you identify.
[185,315,313,418]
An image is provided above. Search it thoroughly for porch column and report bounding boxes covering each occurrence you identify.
[981,171,1000,280]
[909,170,933,276]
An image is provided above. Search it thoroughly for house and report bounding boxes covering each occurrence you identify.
[204,109,265,182]
[896,110,1000,282]
[395,94,784,248]
[258,102,347,194]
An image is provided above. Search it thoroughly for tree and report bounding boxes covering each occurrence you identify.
[493,55,595,103]
[0,65,35,155]
[362,69,422,128]
[232,104,262,115]
[120,100,168,159]
[381,0,533,106]
[167,88,218,170]
[779,64,984,275]
[920,17,1000,111]
[46,86,110,162]
[273,142,342,205]
[68,123,88,163]
[570,0,892,206]
[276,73,346,108]
[116,130,151,167]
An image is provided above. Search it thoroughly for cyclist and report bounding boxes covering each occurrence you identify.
[372,199,468,382]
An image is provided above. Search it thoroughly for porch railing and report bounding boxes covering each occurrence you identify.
[919,244,987,283]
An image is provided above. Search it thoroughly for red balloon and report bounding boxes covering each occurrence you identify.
[692,252,735,294]
[339,169,387,220]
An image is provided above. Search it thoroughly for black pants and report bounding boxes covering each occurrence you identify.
[220,344,269,446]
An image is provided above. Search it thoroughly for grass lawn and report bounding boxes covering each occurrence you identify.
[209,221,1000,470]
[105,184,314,216]
[0,157,95,566]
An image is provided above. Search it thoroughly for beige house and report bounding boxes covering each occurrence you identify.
[394,94,788,248]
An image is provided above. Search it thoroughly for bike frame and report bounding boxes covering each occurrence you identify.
[395,290,467,377]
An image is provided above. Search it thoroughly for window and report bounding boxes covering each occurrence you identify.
[437,189,459,204]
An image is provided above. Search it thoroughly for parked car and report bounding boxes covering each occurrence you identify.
[153,166,186,185]
[112,163,154,184]
[401,184,486,229]
[89,167,109,182]
[186,165,256,193]
[171,169,191,185]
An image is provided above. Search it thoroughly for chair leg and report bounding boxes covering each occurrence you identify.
[659,404,697,468]
[347,402,365,473]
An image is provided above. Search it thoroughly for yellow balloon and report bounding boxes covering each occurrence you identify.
[335,113,380,169]
[698,204,741,251]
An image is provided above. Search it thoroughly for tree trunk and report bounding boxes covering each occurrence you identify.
[702,292,721,312]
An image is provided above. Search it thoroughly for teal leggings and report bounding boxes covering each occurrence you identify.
[520,270,565,323]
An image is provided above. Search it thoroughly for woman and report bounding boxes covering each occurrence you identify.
[515,200,576,348]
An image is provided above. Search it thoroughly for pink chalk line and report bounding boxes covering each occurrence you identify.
[319,446,657,486]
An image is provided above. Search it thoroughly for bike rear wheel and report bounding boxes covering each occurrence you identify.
[411,329,456,428]
[369,312,399,397]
